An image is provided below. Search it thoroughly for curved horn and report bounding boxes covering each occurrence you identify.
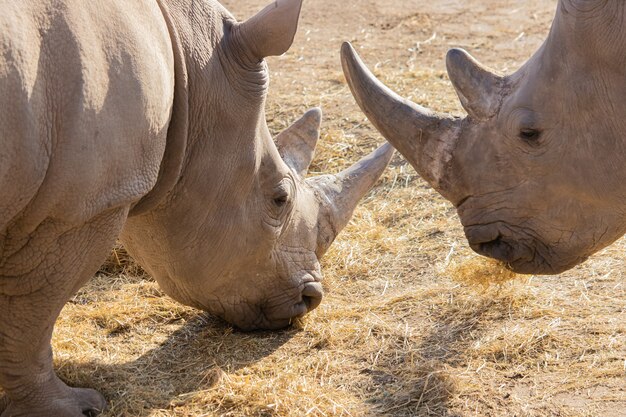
[275,107,321,176]
[236,0,303,60]
[311,143,394,238]
[340,42,460,194]
[446,48,505,120]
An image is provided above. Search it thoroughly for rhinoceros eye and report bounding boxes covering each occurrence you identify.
[273,193,289,207]
[519,128,541,143]
[270,179,294,212]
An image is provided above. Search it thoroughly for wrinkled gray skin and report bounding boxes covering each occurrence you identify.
[0,0,393,415]
[342,0,626,275]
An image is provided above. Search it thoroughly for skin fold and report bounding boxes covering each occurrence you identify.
[0,0,393,415]
[342,0,626,275]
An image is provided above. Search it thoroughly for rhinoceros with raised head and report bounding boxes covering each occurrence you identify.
[0,0,393,415]
[342,0,626,275]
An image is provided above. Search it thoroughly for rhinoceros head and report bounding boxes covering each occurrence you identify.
[341,0,626,274]
[121,0,393,330]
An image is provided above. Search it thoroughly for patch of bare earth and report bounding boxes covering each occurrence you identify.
[12,0,623,416]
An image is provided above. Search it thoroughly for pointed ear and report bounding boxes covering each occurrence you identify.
[236,0,304,60]
[446,48,505,120]
[275,107,321,176]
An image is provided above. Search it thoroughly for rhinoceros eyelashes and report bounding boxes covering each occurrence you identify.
[266,178,295,222]
[272,186,290,208]
[273,194,289,207]
[236,0,304,61]
[519,128,542,144]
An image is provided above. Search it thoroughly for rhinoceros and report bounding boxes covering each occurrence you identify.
[341,0,626,275]
[0,0,393,415]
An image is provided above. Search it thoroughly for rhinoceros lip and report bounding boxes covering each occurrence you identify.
[280,280,324,317]
[241,279,323,331]
[465,225,535,270]
[473,236,517,263]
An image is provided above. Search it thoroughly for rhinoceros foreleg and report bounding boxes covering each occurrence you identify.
[0,207,128,417]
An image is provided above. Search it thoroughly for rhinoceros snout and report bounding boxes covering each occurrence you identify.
[474,236,516,263]
[300,281,323,312]
[465,226,536,273]
[230,281,324,331]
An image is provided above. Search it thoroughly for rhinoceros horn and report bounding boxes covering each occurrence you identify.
[275,107,321,176]
[340,42,460,202]
[312,143,395,234]
[236,0,304,59]
[277,106,394,232]
[446,48,505,120]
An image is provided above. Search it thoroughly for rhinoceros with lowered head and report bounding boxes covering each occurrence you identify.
[0,0,393,415]
[342,0,626,275]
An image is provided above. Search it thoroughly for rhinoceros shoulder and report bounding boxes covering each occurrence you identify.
[0,0,176,228]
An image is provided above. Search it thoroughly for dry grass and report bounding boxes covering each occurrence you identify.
[55,237,625,416]
[17,0,626,416]
[52,173,625,416]
[447,258,520,288]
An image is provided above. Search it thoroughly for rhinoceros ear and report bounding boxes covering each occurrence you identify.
[446,48,505,120]
[275,107,321,176]
[236,0,303,60]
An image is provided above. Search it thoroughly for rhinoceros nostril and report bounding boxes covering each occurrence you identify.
[301,282,324,312]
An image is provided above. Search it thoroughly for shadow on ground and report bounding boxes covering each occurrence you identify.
[57,313,296,416]
[360,294,509,416]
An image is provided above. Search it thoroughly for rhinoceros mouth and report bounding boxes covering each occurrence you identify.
[475,236,516,262]
[464,220,592,275]
[470,237,543,274]
[267,281,324,318]
[464,224,545,274]
[228,280,324,331]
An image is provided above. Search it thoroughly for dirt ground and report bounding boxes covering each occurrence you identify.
[43,0,626,416]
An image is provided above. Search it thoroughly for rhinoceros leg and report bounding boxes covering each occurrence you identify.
[0,207,129,417]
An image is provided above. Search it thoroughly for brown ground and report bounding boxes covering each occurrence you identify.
[44,0,626,416]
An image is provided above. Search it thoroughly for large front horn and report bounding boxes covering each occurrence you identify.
[310,143,394,245]
[340,42,460,197]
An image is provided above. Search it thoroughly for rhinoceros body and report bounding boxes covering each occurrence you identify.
[343,0,626,274]
[0,0,392,415]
